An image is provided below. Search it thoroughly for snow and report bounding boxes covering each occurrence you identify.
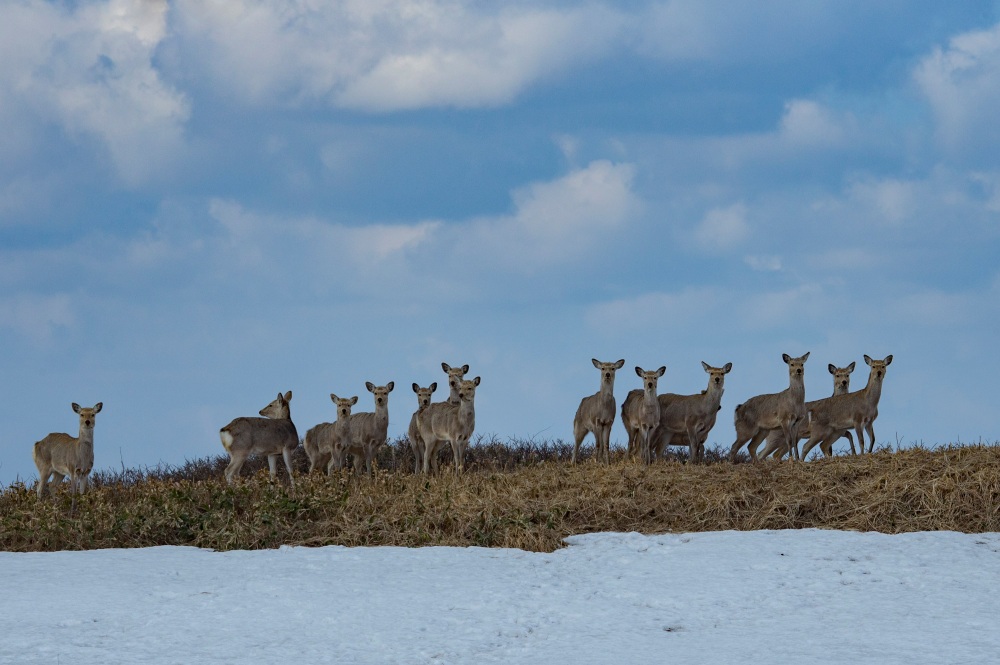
[1,529,998,664]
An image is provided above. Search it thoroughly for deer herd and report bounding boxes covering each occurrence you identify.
[30,353,893,498]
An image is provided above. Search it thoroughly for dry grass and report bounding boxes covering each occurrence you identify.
[2,440,998,553]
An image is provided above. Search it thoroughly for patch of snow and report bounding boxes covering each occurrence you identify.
[1,529,998,663]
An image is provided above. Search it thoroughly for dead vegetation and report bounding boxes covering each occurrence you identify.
[1,438,998,553]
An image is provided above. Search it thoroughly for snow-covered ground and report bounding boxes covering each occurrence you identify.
[1,530,998,664]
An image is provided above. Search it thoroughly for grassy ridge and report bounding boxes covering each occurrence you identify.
[2,440,999,552]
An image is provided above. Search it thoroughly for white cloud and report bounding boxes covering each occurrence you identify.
[846,178,916,225]
[744,255,782,272]
[174,0,624,111]
[459,160,639,268]
[208,199,440,271]
[0,0,189,185]
[585,288,720,334]
[693,203,748,253]
[0,293,76,341]
[777,99,848,148]
[914,21,1000,157]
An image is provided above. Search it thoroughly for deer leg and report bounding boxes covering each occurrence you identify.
[745,430,770,462]
[855,424,867,455]
[866,423,876,453]
[844,430,857,455]
[282,448,295,486]
[267,454,278,480]
[571,424,587,465]
[686,425,700,464]
[224,453,246,484]
[602,425,613,464]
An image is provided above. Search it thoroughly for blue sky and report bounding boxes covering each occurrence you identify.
[2,1,1000,484]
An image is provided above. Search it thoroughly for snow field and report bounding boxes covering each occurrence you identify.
[1,529,998,664]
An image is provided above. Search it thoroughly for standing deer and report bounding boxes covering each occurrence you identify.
[572,358,625,465]
[729,352,810,463]
[304,394,358,474]
[620,366,666,465]
[220,391,299,485]
[33,402,103,499]
[649,362,732,463]
[799,355,893,458]
[408,382,437,473]
[442,363,469,404]
[758,362,856,460]
[416,376,480,474]
[342,382,394,475]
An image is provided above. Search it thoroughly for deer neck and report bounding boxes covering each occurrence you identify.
[788,371,806,401]
[862,370,884,407]
[642,383,657,406]
[77,425,95,450]
[599,376,616,401]
[703,380,725,408]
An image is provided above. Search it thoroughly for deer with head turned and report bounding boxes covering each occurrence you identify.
[416,376,480,474]
[647,362,732,463]
[33,402,103,499]
[758,362,856,460]
[408,382,437,473]
[729,352,810,462]
[304,394,358,474]
[220,391,299,485]
[799,354,893,459]
[620,366,666,465]
[572,358,625,465]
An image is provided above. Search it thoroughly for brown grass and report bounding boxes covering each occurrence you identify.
[2,441,998,553]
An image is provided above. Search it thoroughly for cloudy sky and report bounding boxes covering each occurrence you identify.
[2,1,999,484]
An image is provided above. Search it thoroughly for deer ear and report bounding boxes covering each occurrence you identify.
[330,393,339,403]
[591,358,601,369]
[365,381,375,392]
[349,396,358,405]
[884,355,893,365]
[473,376,481,386]
[657,366,666,377]
[461,364,469,374]
[723,362,732,373]
[782,353,791,363]
[72,403,82,413]
[412,383,419,393]
[614,359,625,369]
[441,362,451,372]
[284,391,292,402]
[430,382,437,392]
[828,364,836,375]
[801,352,810,361]
[635,366,643,378]
[386,381,394,392]
[701,361,711,372]
[864,354,873,366]
[93,402,103,413]
[847,361,856,373]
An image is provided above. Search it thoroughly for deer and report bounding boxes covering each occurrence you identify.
[33,402,103,499]
[304,394,358,474]
[442,363,470,404]
[416,376,480,474]
[220,391,299,485]
[649,362,732,463]
[620,366,666,465]
[572,358,625,465]
[408,382,437,473]
[729,352,810,463]
[341,382,394,475]
[799,355,893,459]
[757,362,856,460]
